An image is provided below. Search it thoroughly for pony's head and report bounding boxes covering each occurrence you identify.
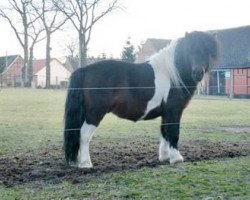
[183,31,219,82]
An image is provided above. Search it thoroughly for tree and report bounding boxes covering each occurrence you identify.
[121,39,136,63]
[64,38,78,60]
[0,0,43,86]
[32,0,69,88]
[27,21,45,85]
[63,38,79,71]
[54,0,119,68]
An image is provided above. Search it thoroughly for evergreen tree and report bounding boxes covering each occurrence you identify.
[121,39,136,63]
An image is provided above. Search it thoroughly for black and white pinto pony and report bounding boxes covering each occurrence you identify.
[64,31,219,168]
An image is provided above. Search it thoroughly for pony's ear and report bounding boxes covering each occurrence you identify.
[212,32,217,38]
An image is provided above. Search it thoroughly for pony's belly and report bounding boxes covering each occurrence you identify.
[139,99,162,120]
[111,100,148,122]
[142,106,162,120]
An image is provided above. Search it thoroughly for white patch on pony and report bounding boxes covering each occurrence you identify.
[169,147,184,164]
[159,136,170,162]
[78,122,96,168]
[140,40,183,119]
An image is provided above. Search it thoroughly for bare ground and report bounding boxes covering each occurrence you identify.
[1,138,250,187]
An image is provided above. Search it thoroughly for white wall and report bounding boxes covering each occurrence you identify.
[35,59,71,88]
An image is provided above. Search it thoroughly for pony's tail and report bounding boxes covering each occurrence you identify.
[64,69,85,166]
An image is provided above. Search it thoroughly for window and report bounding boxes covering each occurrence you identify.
[236,69,244,75]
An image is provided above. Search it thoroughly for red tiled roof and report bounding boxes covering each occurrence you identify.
[33,59,46,74]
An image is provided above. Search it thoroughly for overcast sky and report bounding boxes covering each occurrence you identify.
[0,0,249,59]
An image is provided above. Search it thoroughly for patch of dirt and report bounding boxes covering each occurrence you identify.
[223,126,250,134]
[1,138,250,187]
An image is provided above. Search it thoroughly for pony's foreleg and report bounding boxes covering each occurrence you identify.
[159,134,170,162]
[159,112,184,164]
[79,122,96,168]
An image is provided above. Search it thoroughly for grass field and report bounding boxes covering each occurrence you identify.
[0,88,250,199]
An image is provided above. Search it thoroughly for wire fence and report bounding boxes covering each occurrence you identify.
[0,89,249,142]
[0,113,249,135]
[0,88,249,132]
[0,74,250,99]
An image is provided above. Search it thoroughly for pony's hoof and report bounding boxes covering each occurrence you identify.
[159,154,170,162]
[170,154,184,164]
[67,161,78,167]
[78,162,93,169]
[169,148,184,164]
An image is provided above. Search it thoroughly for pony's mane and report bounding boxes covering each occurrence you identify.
[148,40,183,87]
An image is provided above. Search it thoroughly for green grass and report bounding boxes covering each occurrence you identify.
[1,89,250,155]
[0,88,250,199]
[0,89,66,155]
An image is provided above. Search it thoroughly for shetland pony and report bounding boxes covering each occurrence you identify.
[64,31,219,168]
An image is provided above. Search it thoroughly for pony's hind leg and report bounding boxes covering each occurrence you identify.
[78,121,97,168]
[160,111,184,164]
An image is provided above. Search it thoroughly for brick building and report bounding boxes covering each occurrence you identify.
[137,38,170,63]
[209,26,250,98]
[0,55,23,87]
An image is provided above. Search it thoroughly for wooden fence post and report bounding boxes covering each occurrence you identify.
[0,74,3,88]
[229,70,233,100]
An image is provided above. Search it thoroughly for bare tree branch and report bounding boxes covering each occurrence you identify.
[31,0,70,88]
[8,0,23,15]
[86,0,119,31]
[27,8,43,27]
[53,0,120,67]
[65,40,78,58]
[0,9,25,47]
[0,0,46,86]
[53,0,79,31]
[85,0,119,45]
[28,17,45,46]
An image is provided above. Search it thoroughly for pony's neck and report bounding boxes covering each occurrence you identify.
[148,40,183,87]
